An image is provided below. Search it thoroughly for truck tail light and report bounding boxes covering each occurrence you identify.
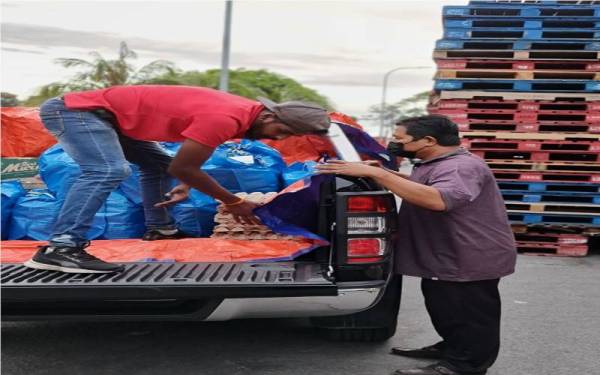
[347,238,386,263]
[347,216,386,234]
[347,196,388,213]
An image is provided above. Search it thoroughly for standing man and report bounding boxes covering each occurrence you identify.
[316,115,516,375]
[25,85,330,274]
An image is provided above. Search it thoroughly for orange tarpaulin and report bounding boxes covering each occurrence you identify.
[0,238,323,263]
[1,107,57,157]
[263,135,336,164]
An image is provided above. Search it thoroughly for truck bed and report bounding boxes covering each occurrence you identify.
[1,262,336,302]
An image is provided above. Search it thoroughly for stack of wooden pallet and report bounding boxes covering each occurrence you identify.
[428,0,600,256]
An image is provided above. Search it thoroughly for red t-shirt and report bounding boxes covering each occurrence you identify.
[64,85,264,148]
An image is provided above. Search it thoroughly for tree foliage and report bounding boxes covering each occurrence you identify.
[146,68,332,109]
[365,91,430,137]
[24,42,175,106]
[1,92,21,107]
[23,42,332,109]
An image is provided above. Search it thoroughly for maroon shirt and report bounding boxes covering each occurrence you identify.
[395,148,517,281]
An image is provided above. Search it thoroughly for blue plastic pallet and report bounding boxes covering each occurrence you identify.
[469,0,600,6]
[498,181,600,193]
[444,28,600,40]
[434,79,600,92]
[501,191,600,204]
[508,212,600,225]
[444,18,600,29]
[436,39,600,50]
[444,5,600,18]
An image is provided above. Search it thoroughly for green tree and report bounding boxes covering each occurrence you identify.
[147,68,332,109]
[24,42,175,106]
[366,91,430,137]
[1,92,21,107]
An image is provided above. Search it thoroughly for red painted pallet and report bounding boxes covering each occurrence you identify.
[511,224,600,236]
[456,122,600,133]
[493,170,600,183]
[461,131,600,141]
[430,99,600,112]
[436,69,600,81]
[516,242,588,256]
[515,232,589,246]
[487,160,600,173]
[506,201,600,215]
[461,138,600,152]
[429,108,600,124]
[435,59,600,72]
[472,149,600,162]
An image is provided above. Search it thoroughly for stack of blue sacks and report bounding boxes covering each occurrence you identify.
[3,140,314,241]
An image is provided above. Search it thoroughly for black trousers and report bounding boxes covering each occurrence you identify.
[421,278,501,375]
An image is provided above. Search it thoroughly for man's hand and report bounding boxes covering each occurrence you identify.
[154,184,191,208]
[315,160,381,178]
[225,200,262,225]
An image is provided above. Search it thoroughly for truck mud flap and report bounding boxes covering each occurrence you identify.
[1,262,336,302]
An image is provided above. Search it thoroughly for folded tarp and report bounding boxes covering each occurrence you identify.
[0,238,324,263]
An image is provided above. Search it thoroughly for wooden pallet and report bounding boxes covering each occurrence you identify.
[502,191,600,205]
[432,98,600,112]
[433,49,600,61]
[435,59,600,72]
[436,69,600,80]
[433,109,600,124]
[461,131,600,140]
[463,138,600,152]
[511,223,600,236]
[495,170,600,182]
[438,90,600,101]
[488,159,600,173]
[506,202,600,215]
[516,242,588,257]
[455,121,600,133]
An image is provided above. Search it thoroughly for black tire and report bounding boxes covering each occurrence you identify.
[311,275,402,342]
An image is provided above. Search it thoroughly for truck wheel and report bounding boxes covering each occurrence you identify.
[311,275,402,342]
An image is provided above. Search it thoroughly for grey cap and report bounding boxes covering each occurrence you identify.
[257,97,330,134]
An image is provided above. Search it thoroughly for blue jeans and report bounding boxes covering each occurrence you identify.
[40,98,176,247]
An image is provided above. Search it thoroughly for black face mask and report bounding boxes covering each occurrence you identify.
[387,141,421,159]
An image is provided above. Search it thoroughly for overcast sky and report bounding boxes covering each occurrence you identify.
[1,0,451,128]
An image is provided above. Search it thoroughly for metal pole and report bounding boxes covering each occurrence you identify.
[378,66,431,139]
[219,0,233,92]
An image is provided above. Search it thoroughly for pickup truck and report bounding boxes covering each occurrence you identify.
[1,125,402,342]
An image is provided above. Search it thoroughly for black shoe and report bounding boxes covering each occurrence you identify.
[390,342,444,359]
[142,228,188,241]
[24,244,124,273]
[391,363,460,375]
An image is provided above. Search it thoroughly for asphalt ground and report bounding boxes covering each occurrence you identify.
[2,254,599,375]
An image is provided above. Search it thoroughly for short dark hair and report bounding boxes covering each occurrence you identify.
[396,115,460,146]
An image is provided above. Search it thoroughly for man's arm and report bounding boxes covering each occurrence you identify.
[371,169,446,211]
[167,139,261,224]
[316,161,446,211]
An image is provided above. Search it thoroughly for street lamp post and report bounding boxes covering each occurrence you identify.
[378,66,431,139]
[219,0,233,92]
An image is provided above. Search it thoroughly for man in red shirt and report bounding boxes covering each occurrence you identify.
[24,85,330,274]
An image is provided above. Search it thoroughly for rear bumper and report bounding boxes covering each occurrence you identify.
[205,285,385,321]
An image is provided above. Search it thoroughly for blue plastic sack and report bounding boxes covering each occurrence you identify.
[282,161,317,187]
[39,144,142,203]
[171,190,218,237]
[202,140,285,193]
[159,142,181,156]
[8,190,106,241]
[97,190,146,239]
[1,181,26,239]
